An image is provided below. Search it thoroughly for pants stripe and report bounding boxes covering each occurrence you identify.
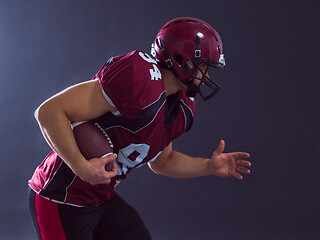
[28,187,67,240]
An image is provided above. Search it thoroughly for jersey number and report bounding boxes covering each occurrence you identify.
[115,143,162,176]
[116,143,150,175]
[139,52,162,81]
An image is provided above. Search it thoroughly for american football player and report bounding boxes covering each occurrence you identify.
[28,17,251,240]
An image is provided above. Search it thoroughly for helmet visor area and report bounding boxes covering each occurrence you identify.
[184,58,224,100]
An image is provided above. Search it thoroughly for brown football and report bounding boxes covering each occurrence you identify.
[72,121,114,171]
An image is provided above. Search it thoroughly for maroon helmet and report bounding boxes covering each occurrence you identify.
[151,17,225,100]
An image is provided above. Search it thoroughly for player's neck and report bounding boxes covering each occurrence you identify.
[160,68,187,96]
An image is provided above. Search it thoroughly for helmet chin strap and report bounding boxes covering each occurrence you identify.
[182,35,204,98]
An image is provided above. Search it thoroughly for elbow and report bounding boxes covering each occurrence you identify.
[34,101,50,124]
[34,103,44,124]
[148,156,168,175]
[34,105,41,122]
[148,161,164,175]
[148,146,172,175]
[34,99,58,124]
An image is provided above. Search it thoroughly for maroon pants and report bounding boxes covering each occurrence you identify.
[28,187,151,240]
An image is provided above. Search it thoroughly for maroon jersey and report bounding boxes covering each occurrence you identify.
[28,51,195,207]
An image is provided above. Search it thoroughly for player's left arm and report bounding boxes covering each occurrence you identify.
[148,140,251,180]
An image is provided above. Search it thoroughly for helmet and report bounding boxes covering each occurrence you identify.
[151,17,226,100]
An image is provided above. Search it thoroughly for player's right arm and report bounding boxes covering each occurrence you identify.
[34,79,117,185]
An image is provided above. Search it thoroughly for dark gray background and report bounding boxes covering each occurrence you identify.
[0,0,319,239]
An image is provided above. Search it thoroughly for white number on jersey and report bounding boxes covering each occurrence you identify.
[149,64,161,81]
[139,52,157,64]
[139,52,162,81]
[115,143,162,176]
[115,143,150,175]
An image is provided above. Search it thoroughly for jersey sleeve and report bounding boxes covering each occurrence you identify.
[95,51,165,119]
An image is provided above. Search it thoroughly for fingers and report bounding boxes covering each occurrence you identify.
[236,166,251,174]
[101,153,118,163]
[104,161,117,175]
[232,172,243,180]
[86,154,118,185]
[236,158,251,173]
[233,160,251,180]
[103,153,117,172]
[111,163,117,172]
[236,160,251,167]
[215,140,225,154]
[103,155,117,178]
[233,152,250,159]
[91,168,116,185]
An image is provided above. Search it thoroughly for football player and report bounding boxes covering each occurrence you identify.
[28,17,251,240]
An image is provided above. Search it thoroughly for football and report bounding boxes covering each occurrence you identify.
[72,120,114,171]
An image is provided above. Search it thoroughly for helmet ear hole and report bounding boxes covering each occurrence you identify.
[173,55,183,66]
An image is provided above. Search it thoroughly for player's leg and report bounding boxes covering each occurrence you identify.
[28,187,67,240]
[28,187,101,240]
[93,194,151,240]
[57,202,103,240]
[28,187,43,239]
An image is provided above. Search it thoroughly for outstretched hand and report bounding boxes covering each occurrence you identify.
[209,140,251,180]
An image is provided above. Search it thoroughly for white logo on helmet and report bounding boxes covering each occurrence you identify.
[219,54,225,66]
